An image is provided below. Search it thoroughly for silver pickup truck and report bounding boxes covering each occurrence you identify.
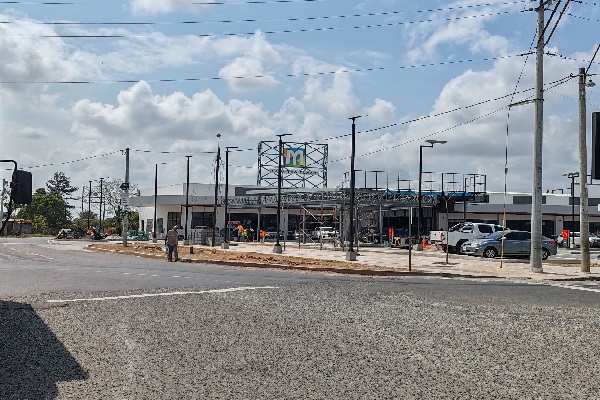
[429,222,506,254]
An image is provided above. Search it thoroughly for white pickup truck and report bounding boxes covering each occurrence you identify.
[429,222,506,254]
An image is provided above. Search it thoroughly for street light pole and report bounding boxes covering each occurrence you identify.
[221,146,238,249]
[153,164,158,243]
[87,180,92,231]
[184,155,191,245]
[463,177,468,223]
[347,116,361,261]
[372,170,384,246]
[152,162,167,244]
[418,140,446,251]
[274,133,291,254]
[212,134,221,247]
[99,177,104,234]
[563,172,579,249]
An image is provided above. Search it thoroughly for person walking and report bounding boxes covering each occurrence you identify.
[237,224,244,242]
[165,225,180,262]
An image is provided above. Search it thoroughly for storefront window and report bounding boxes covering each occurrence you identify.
[167,212,180,230]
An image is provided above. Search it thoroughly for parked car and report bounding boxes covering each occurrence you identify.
[461,230,557,260]
[591,233,600,248]
[265,228,283,240]
[311,226,338,240]
[56,228,74,239]
[556,232,600,248]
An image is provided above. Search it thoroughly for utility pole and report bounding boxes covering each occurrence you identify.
[184,155,191,246]
[346,116,361,261]
[122,148,129,247]
[99,177,104,233]
[0,178,5,226]
[578,67,592,273]
[273,133,291,254]
[222,146,238,249]
[530,0,547,273]
[212,134,221,247]
[88,180,92,231]
[153,163,158,243]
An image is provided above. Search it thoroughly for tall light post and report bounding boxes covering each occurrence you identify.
[184,155,192,245]
[152,162,167,243]
[273,133,291,254]
[99,177,104,234]
[87,180,92,230]
[463,174,476,223]
[221,146,239,249]
[347,116,361,261]
[418,139,447,250]
[372,170,384,246]
[211,133,222,247]
[563,172,579,248]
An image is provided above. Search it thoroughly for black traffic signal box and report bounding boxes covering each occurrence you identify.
[11,170,32,204]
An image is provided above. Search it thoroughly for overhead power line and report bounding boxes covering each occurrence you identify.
[565,12,600,23]
[10,150,122,171]
[1,10,523,38]
[132,149,217,155]
[8,76,576,172]
[0,53,529,85]
[329,76,576,164]
[544,0,572,46]
[0,1,529,27]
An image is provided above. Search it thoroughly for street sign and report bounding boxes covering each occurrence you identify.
[120,182,129,190]
[121,192,129,206]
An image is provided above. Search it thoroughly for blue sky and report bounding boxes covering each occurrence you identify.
[0,0,599,200]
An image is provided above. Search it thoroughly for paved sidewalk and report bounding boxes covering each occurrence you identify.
[80,238,600,282]
[220,242,600,282]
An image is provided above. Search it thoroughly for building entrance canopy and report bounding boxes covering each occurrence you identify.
[228,188,440,210]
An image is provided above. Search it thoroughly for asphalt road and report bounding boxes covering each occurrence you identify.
[2,237,600,399]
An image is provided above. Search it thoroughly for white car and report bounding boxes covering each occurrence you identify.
[311,227,338,240]
[557,232,600,248]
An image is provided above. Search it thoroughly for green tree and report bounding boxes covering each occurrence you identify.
[73,210,98,231]
[100,178,138,217]
[46,172,79,198]
[31,215,48,234]
[17,189,68,234]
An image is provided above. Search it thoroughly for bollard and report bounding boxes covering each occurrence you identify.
[190,246,194,254]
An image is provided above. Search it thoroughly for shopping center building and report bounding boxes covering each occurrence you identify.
[129,180,600,242]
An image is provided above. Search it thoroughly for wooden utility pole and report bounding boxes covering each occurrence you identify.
[578,67,591,273]
[530,0,546,273]
[122,148,130,247]
[211,134,221,247]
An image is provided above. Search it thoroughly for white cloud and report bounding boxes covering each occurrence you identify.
[364,98,396,122]
[217,31,284,92]
[0,14,79,94]
[219,57,279,92]
[70,81,297,145]
[129,0,204,15]
[302,71,361,118]
[405,0,519,62]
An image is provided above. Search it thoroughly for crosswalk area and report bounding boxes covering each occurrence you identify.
[432,274,600,294]
[540,280,600,293]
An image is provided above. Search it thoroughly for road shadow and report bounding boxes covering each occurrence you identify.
[0,300,87,399]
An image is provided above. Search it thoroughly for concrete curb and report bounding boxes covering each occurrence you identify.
[87,244,528,280]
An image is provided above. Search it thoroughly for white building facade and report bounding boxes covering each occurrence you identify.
[130,182,600,241]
